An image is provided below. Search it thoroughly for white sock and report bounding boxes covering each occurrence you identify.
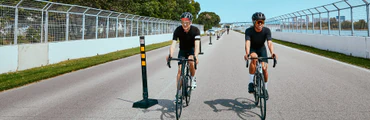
[249,74,254,83]
[265,82,268,90]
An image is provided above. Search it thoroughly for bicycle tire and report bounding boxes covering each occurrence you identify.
[253,74,259,106]
[259,74,267,120]
[175,77,184,120]
[185,70,192,106]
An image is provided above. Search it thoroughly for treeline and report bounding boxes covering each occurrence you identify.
[50,0,221,30]
[50,0,201,22]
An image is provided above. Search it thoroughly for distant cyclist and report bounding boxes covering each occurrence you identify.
[166,12,200,99]
[227,28,229,34]
[244,12,277,99]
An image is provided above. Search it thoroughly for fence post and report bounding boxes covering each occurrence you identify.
[124,15,128,37]
[130,16,135,37]
[41,3,50,43]
[366,2,370,37]
[107,12,113,38]
[14,1,23,44]
[82,8,89,40]
[136,17,140,36]
[66,6,73,41]
[323,6,331,35]
[308,9,314,33]
[333,3,341,36]
[96,11,102,39]
[116,13,121,38]
[315,8,322,34]
[44,3,53,43]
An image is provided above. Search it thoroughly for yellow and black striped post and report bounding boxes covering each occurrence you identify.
[133,36,158,109]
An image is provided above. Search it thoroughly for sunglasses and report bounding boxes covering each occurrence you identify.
[255,20,264,25]
[181,21,191,26]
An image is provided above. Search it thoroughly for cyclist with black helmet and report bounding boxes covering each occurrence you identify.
[166,12,200,99]
[244,12,278,99]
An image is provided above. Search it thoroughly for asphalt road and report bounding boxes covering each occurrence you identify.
[1,30,370,120]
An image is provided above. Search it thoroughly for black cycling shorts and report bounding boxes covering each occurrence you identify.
[177,48,194,65]
[250,46,268,63]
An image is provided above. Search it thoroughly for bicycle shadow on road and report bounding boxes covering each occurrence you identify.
[204,98,260,120]
[142,99,176,120]
[117,98,176,120]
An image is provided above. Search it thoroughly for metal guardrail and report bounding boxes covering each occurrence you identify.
[0,0,204,46]
[265,0,370,37]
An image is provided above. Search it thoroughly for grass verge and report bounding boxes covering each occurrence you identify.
[0,40,173,92]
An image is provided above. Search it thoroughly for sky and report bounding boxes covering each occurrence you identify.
[194,0,367,23]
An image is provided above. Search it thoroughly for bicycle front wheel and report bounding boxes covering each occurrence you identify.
[176,78,183,120]
[253,74,259,106]
[259,75,267,120]
[185,75,192,106]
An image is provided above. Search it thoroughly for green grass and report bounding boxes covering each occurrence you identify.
[0,40,173,92]
[234,30,370,69]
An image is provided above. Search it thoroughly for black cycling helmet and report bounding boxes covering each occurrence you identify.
[252,12,265,21]
[180,12,193,21]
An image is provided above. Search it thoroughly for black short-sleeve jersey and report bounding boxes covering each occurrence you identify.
[245,27,272,49]
[173,25,201,50]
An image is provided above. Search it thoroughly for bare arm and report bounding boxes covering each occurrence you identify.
[169,40,177,57]
[194,40,200,58]
[267,40,274,55]
[267,40,277,59]
[244,40,250,60]
[245,40,250,55]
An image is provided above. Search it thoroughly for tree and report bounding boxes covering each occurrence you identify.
[197,12,220,31]
[330,17,338,29]
[354,19,366,29]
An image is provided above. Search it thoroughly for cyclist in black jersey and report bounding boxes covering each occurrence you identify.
[244,12,278,98]
[166,12,201,98]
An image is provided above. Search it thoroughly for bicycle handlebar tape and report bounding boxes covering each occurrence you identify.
[194,57,198,70]
[167,55,172,68]
[133,36,158,109]
[246,59,249,68]
[273,58,277,68]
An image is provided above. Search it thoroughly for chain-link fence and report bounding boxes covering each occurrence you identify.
[265,0,370,37]
[0,0,204,46]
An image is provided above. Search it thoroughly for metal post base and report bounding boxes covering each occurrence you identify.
[132,98,158,109]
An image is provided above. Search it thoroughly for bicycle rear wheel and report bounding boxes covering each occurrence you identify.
[259,75,267,120]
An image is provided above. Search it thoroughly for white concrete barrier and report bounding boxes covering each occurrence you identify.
[48,36,139,64]
[0,45,18,73]
[18,43,49,70]
[272,32,369,58]
[0,34,172,74]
